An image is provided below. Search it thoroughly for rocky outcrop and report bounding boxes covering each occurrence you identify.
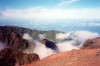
[82,37,100,49]
[39,39,58,51]
[0,48,39,66]
[0,32,29,51]
[0,31,39,66]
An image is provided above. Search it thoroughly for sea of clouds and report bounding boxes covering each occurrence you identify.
[23,30,100,59]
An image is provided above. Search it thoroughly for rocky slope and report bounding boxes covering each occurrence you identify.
[0,48,39,66]
[26,49,100,66]
[24,37,100,66]
[82,37,100,49]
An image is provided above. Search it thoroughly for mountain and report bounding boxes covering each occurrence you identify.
[0,30,40,66]
[0,26,62,41]
[0,25,62,66]
[1,25,100,66]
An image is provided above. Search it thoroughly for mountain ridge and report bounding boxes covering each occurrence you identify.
[0,25,62,41]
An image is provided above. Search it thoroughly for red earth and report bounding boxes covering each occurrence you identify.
[23,49,100,66]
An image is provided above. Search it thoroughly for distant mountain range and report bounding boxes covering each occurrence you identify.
[0,26,62,41]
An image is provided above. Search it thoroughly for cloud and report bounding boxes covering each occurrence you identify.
[74,31,100,41]
[23,33,33,42]
[33,41,56,59]
[56,31,100,42]
[38,34,47,40]
[0,42,7,51]
[71,22,100,27]
[57,0,79,7]
[0,8,100,20]
[56,31,100,52]
[57,41,80,52]
[23,33,35,54]
[0,12,3,17]
[23,33,56,59]
[88,22,100,27]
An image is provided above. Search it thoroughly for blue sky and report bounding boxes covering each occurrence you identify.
[0,0,100,9]
[0,0,100,32]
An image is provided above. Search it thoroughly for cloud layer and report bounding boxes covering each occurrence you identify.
[0,42,7,51]
[0,8,100,20]
[56,31,100,52]
[23,31,100,59]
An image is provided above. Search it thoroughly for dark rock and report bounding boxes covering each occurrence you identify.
[39,39,58,51]
[0,48,39,66]
[0,32,29,51]
[45,39,58,51]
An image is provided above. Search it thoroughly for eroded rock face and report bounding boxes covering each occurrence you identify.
[82,37,100,49]
[0,32,39,66]
[0,32,29,51]
[0,48,39,66]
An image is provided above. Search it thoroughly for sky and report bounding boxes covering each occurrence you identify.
[0,0,100,20]
[0,0,100,32]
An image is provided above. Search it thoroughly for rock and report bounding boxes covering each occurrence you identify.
[82,37,100,49]
[0,48,39,66]
[0,32,29,51]
[45,39,58,51]
[39,39,58,51]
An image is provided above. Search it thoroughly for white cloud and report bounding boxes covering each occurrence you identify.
[56,31,100,52]
[23,33,56,59]
[23,33,33,41]
[0,42,7,51]
[88,22,100,27]
[57,0,79,7]
[73,22,100,27]
[74,31,100,41]
[0,8,100,20]
[33,41,56,59]
[38,34,47,40]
